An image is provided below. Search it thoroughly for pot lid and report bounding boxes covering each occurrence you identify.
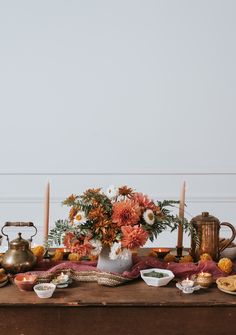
[9,232,29,248]
[191,212,220,223]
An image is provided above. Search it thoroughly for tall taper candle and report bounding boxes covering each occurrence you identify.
[177,181,186,249]
[43,182,50,242]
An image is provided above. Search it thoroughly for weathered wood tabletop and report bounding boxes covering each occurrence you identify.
[0,279,236,335]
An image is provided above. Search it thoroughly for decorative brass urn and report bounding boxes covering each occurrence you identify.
[1,222,37,274]
[190,212,236,261]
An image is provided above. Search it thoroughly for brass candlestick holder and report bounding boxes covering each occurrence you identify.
[176,246,183,259]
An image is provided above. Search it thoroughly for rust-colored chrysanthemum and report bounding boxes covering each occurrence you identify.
[112,200,141,226]
[121,225,148,249]
[93,217,118,245]
[118,186,134,197]
[84,188,101,196]
[101,227,117,246]
[88,207,106,222]
[153,205,162,215]
[94,219,110,233]
[92,200,99,207]
[63,194,78,205]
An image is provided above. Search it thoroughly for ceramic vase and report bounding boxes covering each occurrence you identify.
[97,245,133,274]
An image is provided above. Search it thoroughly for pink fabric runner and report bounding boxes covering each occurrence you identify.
[123,256,235,279]
[26,256,236,280]
[27,260,98,276]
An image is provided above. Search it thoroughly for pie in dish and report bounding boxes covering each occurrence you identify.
[216,275,236,292]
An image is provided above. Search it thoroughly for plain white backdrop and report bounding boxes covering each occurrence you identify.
[0,0,235,246]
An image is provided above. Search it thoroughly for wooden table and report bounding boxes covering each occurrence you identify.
[0,279,236,335]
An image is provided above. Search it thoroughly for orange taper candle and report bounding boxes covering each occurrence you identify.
[43,181,50,242]
[177,181,186,249]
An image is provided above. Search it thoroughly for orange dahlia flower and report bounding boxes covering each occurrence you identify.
[112,200,141,226]
[121,225,148,249]
[71,242,92,256]
[132,192,156,210]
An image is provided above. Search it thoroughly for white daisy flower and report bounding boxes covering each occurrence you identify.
[143,209,155,225]
[74,211,87,225]
[90,239,102,256]
[106,185,118,199]
[109,242,131,260]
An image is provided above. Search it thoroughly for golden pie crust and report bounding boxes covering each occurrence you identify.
[216,275,236,292]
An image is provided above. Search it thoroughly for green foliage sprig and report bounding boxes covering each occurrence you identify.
[47,219,73,247]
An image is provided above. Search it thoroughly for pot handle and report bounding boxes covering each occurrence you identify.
[219,222,236,252]
[1,222,37,245]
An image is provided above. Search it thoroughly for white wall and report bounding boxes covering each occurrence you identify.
[0,1,235,247]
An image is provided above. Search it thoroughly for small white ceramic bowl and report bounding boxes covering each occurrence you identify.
[140,268,175,287]
[33,283,56,298]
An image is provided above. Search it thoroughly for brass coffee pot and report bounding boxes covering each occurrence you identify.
[190,212,236,261]
[1,222,37,274]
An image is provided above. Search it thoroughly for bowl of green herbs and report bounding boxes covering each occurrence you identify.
[140,268,174,287]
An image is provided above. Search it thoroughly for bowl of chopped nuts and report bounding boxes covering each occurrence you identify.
[140,268,175,287]
[33,283,56,298]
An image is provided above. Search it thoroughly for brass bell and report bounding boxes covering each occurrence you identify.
[1,222,37,274]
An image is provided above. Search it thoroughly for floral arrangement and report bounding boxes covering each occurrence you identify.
[48,185,182,260]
